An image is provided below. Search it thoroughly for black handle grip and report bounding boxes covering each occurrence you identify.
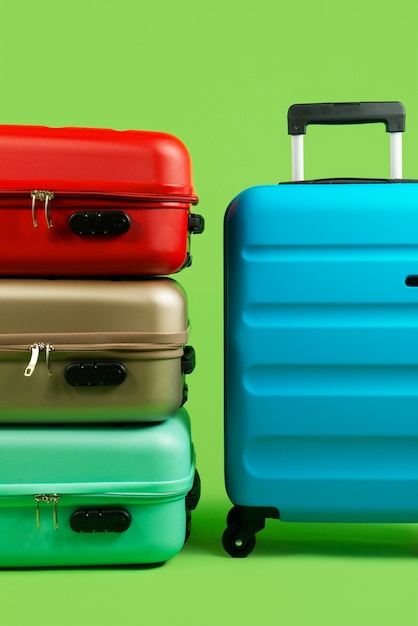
[288,102,405,135]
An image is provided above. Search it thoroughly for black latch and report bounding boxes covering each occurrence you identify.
[70,508,132,533]
[65,362,127,387]
[188,213,205,234]
[69,211,131,235]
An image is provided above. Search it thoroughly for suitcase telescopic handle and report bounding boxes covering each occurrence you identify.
[287,101,405,181]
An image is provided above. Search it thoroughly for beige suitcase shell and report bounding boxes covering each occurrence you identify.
[0,278,193,423]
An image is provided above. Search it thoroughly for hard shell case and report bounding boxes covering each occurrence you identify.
[0,278,193,423]
[0,125,203,277]
[223,102,418,556]
[0,408,198,567]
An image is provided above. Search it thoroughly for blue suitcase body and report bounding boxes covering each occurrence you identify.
[223,102,418,556]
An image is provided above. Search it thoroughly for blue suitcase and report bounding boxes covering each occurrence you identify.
[0,408,199,567]
[223,101,418,557]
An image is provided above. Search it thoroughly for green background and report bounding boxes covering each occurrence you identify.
[1,0,418,624]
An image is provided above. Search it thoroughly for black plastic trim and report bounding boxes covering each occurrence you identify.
[185,471,201,542]
[70,508,132,533]
[69,211,131,235]
[181,346,196,375]
[186,471,201,512]
[405,276,418,286]
[188,213,205,234]
[181,383,189,407]
[64,362,127,387]
[181,254,192,270]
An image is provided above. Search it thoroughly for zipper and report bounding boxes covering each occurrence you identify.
[24,342,54,377]
[20,189,199,230]
[0,330,188,377]
[0,467,196,532]
[51,190,198,203]
[31,488,191,531]
[2,189,199,230]
[0,189,198,202]
[14,337,186,378]
[30,190,54,229]
[35,493,60,530]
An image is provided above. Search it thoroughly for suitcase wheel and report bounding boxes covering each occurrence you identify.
[222,523,256,558]
[223,505,280,558]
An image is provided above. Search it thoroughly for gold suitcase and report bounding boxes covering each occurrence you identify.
[0,278,194,423]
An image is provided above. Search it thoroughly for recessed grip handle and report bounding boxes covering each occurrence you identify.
[288,102,405,135]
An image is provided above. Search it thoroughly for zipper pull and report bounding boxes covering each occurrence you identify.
[45,343,54,377]
[30,191,39,228]
[24,343,54,377]
[35,494,41,530]
[35,494,61,531]
[52,494,60,530]
[44,191,54,229]
[30,190,54,229]
[25,343,41,377]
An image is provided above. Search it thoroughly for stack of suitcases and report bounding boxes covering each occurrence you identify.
[0,125,203,567]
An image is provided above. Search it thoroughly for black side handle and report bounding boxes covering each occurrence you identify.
[181,346,196,375]
[188,213,205,234]
[288,102,406,135]
[65,362,127,387]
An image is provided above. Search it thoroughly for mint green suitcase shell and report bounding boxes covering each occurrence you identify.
[0,408,197,567]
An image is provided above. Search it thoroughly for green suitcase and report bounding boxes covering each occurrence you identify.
[0,408,199,567]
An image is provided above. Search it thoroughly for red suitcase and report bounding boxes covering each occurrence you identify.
[0,125,203,276]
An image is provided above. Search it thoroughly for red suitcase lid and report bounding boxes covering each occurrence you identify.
[0,125,197,201]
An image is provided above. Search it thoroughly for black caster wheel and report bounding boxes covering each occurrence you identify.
[222,523,256,558]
